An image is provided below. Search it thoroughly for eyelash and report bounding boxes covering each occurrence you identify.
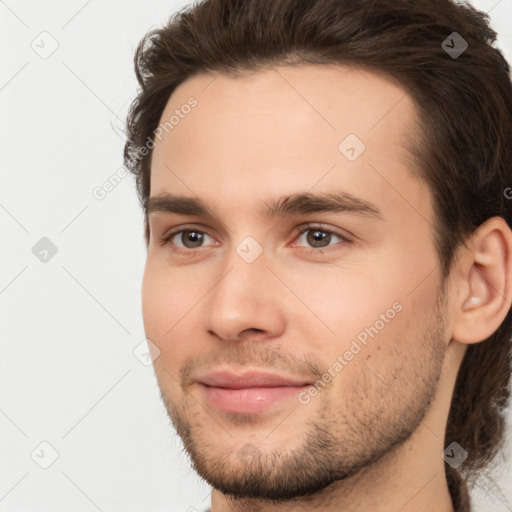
[159,223,352,256]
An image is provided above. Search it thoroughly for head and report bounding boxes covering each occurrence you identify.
[124,0,512,508]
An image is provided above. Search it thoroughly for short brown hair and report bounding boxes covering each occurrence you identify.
[123,0,512,508]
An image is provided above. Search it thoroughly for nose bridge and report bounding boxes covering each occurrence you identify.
[210,235,270,308]
[204,235,286,341]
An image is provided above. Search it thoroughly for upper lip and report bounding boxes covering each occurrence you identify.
[197,370,312,389]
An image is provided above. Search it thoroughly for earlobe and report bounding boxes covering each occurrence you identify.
[452,217,512,345]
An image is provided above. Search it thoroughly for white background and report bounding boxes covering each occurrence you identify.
[1,1,511,510]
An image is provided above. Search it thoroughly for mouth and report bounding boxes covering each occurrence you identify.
[196,370,313,414]
[198,384,312,414]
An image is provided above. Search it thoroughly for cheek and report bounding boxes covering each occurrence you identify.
[141,258,200,336]
[278,260,404,345]
[289,256,439,370]
[141,262,168,339]
[319,297,439,412]
[141,262,192,376]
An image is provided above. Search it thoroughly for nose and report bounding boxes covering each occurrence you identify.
[203,253,287,343]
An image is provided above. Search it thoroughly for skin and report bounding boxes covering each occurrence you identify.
[142,64,512,512]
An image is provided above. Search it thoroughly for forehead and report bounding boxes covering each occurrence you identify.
[149,64,431,229]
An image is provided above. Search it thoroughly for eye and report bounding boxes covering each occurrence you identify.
[159,223,351,255]
[160,228,216,254]
[292,224,350,253]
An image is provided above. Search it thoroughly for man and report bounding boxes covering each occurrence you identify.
[123,0,512,510]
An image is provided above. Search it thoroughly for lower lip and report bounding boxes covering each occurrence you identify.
[200,384,310,414]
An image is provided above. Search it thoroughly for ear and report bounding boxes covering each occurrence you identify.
[451,217,512,345]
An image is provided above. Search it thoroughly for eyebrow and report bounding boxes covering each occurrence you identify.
[145,191,383,221]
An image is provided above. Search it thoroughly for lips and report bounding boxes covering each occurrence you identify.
[198,370,312,389]
[196,370,313,414]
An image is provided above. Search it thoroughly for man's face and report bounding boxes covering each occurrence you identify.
[142,65,450,500]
